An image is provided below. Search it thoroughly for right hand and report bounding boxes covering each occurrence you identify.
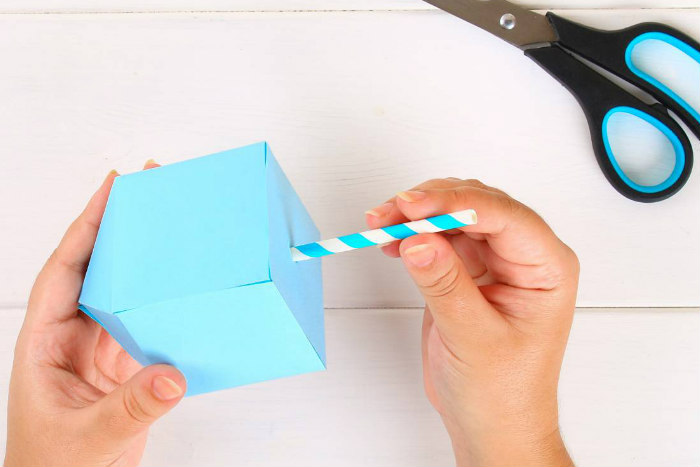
[366,179,579,467]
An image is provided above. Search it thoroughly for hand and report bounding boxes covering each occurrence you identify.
[366,179,578,467]
[5,161,186,467]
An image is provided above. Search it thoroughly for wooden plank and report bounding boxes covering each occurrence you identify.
[1,1,699,13]
[0,10,698,308]
[0,307,697,466]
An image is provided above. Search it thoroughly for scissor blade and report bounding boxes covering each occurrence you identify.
[423,0,557,48]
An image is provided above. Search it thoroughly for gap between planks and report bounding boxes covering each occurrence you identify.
[1,7,699,15]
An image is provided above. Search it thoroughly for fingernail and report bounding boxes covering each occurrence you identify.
[397,190,426,202]
[103,169,119,183]
[365,203,393,218]
[152,375,184,401]
[145,158,157,166]
[404,244,437,268]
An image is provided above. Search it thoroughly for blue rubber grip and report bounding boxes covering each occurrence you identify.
[526,44,693,202]
[625,32,700,126]
[542,13,700,141]
[602,106,686,194]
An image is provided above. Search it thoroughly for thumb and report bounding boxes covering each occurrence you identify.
[399,233,498,331]
[88,364,186,443]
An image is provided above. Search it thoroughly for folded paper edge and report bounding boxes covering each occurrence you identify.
[111,278,274,315]
[264,143,326,366]
[79,304,150,366]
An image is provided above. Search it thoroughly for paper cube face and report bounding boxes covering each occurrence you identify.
[79,142,325,396]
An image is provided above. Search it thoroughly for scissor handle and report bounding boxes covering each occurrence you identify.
[544,13,700,140]
[526,45,693,202]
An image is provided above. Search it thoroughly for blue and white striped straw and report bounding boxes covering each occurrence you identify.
[291,209,477,262]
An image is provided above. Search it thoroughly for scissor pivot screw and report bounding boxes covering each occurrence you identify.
[499,13,516,30]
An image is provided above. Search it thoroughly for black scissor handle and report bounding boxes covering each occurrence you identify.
[545,12,700,140]
[526,45,693,202]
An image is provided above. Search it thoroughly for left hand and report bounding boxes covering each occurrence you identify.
[5,161,186,467]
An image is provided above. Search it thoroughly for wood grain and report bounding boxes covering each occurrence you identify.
[0,307,697,466]
[1,9,698,308]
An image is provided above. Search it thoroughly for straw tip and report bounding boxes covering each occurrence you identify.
[452,209,477,225]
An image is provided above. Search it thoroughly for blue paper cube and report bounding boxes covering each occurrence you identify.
[79,142,325,395]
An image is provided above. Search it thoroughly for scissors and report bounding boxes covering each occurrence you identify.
[423,0,700,202]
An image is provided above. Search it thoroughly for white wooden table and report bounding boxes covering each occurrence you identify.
[0,1,698,466]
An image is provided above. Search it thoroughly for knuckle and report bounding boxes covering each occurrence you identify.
[485,185,509,196]
[416,177,467,191]
[564,244,581,277]
[122,385,153,425]
[451,185,486,209]
[460,178,511,196]
[500,193,535,224]
[46,249,64,270]
[545,244,581,287]
[540,262,568,288]
[500,194,522,217]
[447,188,467,207]
[462,178,487,188]
[416,178,444,189]
[47,248,85,275]
[419,262,461,298]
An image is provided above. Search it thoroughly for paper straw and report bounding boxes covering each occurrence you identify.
[291,209,477,262]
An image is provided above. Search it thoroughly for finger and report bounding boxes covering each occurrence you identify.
[365,202,403,230]
[399,233,501,334]
[477,242,577,290]
[86,364,186,445]
[395,185,567,268]
[380,232,492,282]
[447,233,558,289]
[365,204,406,258]
[478,282,577,338]
[366,178,470,258]
[446,234,490,284]
[365,178,466,230]
[380,242,401,258]
[28,171,118,324]
[143,159,160,170]
[52,170,118,275]
[74,328,143,393]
